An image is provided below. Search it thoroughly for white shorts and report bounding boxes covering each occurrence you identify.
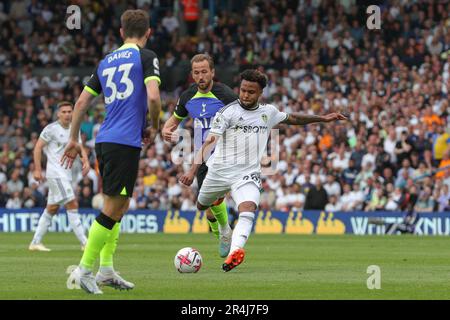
[47,178,76,205]
[198,173,261,208]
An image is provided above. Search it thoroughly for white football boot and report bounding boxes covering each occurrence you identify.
[95,270,135,291]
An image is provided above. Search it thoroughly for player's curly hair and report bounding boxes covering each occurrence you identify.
[240,69,267,89]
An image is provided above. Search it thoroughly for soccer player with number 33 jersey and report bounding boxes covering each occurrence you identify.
[61,9,161,294]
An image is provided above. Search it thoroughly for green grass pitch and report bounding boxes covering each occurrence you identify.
[1,232,449,300]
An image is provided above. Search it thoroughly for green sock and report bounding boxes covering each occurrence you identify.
[207,218,219,238]
[80,220,113,271]
[99,222,121,268]
[210,201,229,227]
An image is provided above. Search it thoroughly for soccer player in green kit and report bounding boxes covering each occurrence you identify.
[162,54,237,257]
[61,9,161,294]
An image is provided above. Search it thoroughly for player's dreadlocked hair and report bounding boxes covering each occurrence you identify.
[240,69,268,89]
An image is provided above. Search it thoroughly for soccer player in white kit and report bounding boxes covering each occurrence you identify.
[180,69,347,271]
[29,101,90,252]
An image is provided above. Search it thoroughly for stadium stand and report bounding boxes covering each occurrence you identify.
[0,0,449,213]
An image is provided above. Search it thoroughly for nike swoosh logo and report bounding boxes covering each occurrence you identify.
[199,112,208,116]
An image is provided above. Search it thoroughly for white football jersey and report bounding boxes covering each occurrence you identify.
[39,121,81,181]
[206,100,288,184]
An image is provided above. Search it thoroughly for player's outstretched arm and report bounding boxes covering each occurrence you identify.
[162,115,182,143]
[61,90,95,169]
[280,112,347,125]
[179,134,219,186]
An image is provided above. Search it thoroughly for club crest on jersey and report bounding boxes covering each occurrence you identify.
[261,114,268,123]
[201,103,206,113]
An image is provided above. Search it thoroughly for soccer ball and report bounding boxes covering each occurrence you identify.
[174,247,202,273]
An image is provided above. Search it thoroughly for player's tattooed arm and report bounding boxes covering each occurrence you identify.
[281,112,347,125]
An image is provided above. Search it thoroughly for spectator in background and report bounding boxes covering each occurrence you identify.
[260,179,276,211]
[304,179,328,210]
[341,158,358,186]
[0,183,8,206]
[167,176,182,201]
[414,187,435,212]
[78,175,93,194]
[181,0,200,37]
[78,186,93,208]
[325,195,341,212]
[20,69,40,98]
[0,168,6,185]
[355,162,374,191]
[22,187,36,208]
[162,10,180,35]
[361,144,377,170]
[385,187,403,211]
[395,131,413,167]
[341,183,365,212]
[134,185,149,209]
[332,146,350,172]
[6,169,24,194]
[433,126,450,163]
[323,174,341,198]
[436,151,450,179]
[365,185,387,211]
[6,191,22,209]
[180,187,197,211]
[350,142,365,171]
[438,184,450,212]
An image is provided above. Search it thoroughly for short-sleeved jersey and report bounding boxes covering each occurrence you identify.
[173,82,237,152]
[40,121,82,181]
[206,100,288,183]
[85,43,161,148]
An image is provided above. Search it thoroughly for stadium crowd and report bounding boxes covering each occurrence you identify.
[1,0,450,213]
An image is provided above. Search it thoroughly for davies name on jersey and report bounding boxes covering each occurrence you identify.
[107,50,133,63]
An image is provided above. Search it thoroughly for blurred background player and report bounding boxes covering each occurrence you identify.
[368,185,419,234]
[162,53,237,257]
[29,101,90,252]
[180,69,346,271]
[61,9,161,294]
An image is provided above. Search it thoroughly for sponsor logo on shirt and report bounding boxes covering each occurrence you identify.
[233,125,268,133]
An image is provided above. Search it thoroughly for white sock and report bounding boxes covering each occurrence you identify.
[229,212,255,253]
[67,209,87,246]
[99,266,115,274]
[79,265,91,275]
[219,222,232,235]
[31,209,53,244]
